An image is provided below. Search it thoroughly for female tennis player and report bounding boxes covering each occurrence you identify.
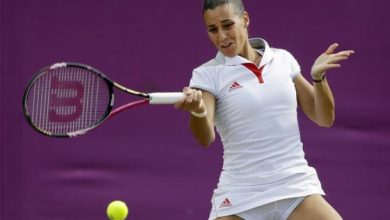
[175,0,354,219]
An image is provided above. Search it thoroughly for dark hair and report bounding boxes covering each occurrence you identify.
[202,0,245,15]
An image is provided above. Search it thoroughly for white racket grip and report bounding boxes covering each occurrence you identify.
[148,92,185,104]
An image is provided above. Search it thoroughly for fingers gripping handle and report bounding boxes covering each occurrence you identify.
[148,92,185,104]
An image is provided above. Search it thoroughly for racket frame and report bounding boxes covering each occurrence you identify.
[23,62,151,137]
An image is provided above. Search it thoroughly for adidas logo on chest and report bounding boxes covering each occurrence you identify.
[229,81,243,91]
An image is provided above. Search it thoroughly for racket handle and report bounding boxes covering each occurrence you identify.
[148,92,185,104]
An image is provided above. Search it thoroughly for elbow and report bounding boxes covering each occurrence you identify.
[316,116,335,128]
[196,132,215,148]
[190,123,216,148]
[314,109,335,128]
[318,121,334,128]
[198,135,215,148]
[199,141,212,148]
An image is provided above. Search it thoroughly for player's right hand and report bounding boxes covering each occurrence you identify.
[174,87,206,114]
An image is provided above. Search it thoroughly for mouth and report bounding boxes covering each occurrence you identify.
[221,42,233,49]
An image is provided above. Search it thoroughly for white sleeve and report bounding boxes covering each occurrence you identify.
[286,51,301,80]
[189,68,218,97]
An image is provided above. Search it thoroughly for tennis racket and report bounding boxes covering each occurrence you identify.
[23,62,184,137]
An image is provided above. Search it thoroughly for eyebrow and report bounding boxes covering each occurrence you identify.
[207,19,233,28]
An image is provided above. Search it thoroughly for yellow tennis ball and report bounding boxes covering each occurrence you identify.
[106,200,129,220]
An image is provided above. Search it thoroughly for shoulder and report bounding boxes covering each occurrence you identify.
[195,58,221,71]
[189,58,221,95]
[192,57,225,79]
[269,47,301,72]
[271,47,296,60]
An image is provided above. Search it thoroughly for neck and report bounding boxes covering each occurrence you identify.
[240,44,260,65]
[249,49,260,65]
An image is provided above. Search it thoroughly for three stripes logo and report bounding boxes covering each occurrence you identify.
[229,81,243,91]
[219,198,233,208]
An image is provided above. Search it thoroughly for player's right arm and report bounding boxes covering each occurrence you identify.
[175,87,216,147]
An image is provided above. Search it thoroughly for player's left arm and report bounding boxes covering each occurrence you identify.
[294,43,354,127]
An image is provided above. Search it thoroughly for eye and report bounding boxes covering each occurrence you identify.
[222,22,234,29]
[208,27,218,33]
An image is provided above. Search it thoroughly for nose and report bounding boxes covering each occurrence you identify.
[218,30,228,42]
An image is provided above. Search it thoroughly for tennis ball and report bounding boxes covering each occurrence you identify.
[106,200,129,220]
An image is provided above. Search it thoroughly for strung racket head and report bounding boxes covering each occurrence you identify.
[23,62,115,137]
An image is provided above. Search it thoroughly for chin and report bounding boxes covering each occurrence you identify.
[220,48,238,57]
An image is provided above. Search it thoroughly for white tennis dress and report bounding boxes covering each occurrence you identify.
[189,38,325,219]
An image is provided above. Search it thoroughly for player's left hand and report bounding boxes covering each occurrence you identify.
[311,43,354,81]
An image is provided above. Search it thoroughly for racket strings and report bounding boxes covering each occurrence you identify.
[26,66,111,135]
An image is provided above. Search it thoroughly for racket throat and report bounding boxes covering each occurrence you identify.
[113,82,149,98]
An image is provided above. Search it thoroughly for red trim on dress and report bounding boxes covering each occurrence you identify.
[242,63,264,84]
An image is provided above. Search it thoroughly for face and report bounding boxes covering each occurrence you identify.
[203,4,249,57]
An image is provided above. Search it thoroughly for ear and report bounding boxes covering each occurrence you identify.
[243,11,250,28]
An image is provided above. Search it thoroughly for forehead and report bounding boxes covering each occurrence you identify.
[203,4,241,24]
